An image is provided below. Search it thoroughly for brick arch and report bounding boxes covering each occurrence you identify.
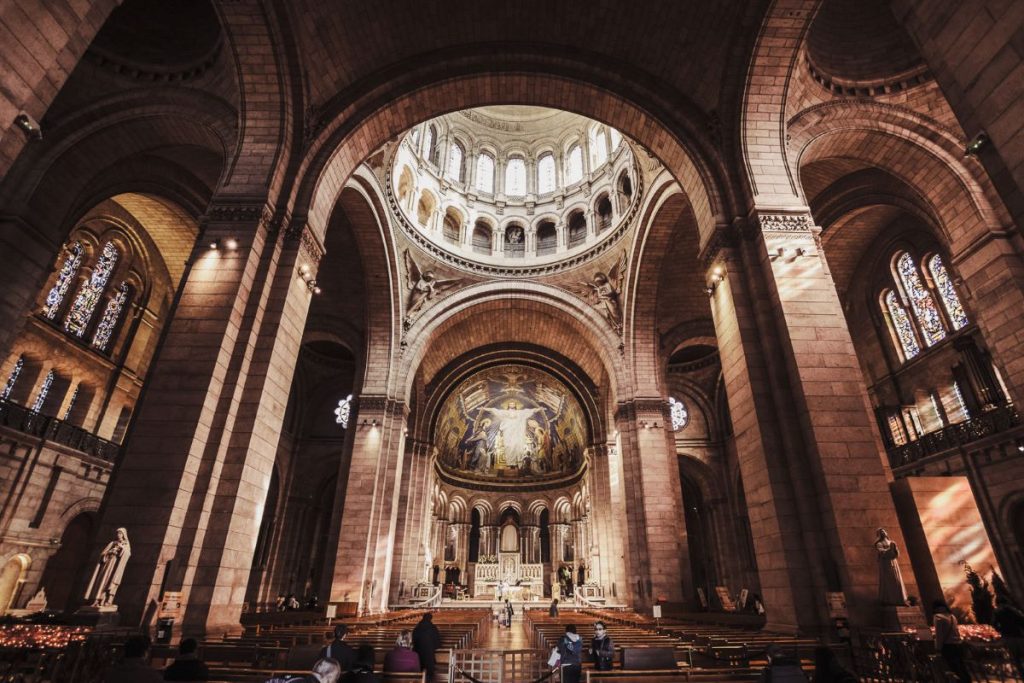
[291,64,733,249]
[625,182,703,396]
[399,283,625,406]
[788,101,1013,253]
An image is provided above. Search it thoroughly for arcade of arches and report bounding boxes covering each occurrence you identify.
[0,0,1022,642]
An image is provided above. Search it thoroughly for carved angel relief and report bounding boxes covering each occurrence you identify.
[573,253,626,333]
[404,250,465,328]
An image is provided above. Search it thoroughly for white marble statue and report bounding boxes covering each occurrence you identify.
[84,527,131,608]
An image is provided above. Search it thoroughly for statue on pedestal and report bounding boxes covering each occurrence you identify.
[84,527,131,608]
[875,528,908,606]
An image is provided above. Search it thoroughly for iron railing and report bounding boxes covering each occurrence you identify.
[887,403,1021,469]
[0,399,120,463]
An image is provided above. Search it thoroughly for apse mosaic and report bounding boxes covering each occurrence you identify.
[434,364,587,481]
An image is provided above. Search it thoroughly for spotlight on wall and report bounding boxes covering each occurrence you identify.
[964,131,989,158]
[705,267,724,296]
[224,238,239,250]
[1018,444,1024,453]
[209,238,221,250]
[14,113,42,141]
[297,264,320,294]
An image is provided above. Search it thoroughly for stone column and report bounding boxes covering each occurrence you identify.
[706,210,919,632]
[615,399,693,607]
[93,202,319,635]
[391,437,431,600]
[328,396,408,614]
[452,522,471,575]
[586,444,625,595]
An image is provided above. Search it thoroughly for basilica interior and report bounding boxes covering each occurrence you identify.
[0,0,1023,680]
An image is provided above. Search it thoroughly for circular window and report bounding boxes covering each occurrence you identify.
[668,397,688,432]
[335,394,353,429]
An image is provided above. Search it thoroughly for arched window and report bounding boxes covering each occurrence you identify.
[475,153,495,194]
[2,356,23,401]
[597,196,613,232]
[92,282,130,352]
[505,157,526,197]
[416,192,435,227]
[610,128,622,151]
[32,369,54,413]
[564,145,583,185]
[65,241,120,338]
[43,241,84,319]
[589,125,608,168]
[927,254,968,330]
[446,142,465,182]
[334,394,352,429]
[442,212,461,244]
[895,252,946,346]
[883,289,921,361]
[62,384,79,421]
[668,397,689,431]
[567,212,587,247]
[424,125,439,165]
[536,220,557,255]
[471,221,492,254]
[537,154,556,194]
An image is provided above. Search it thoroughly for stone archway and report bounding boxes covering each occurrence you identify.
[0,554,31,614]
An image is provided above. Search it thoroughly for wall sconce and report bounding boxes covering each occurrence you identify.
[964,131,989,158]
[361,418,379,428]
[705,267,724,296]
[208,237,238,251]
[15,113,42,141]
[297,263,321,294]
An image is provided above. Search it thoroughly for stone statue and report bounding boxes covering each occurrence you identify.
[403,250,464,324]
[574,253,626,332]
[875,528,908,606]
[84,527,131,608]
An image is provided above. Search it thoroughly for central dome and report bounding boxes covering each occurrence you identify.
[387,107,641,275]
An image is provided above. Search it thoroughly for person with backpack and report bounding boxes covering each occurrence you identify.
[590,621,614,671]
[556,624,583,683]
[321,624,356,673]
[264,657,341,683]
[759,644,807,682]
[412,612,442,680]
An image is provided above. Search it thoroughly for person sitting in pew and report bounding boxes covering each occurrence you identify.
[759,644,807,682]
[265,657,342,683]
[104,635,163,683]
[164,638,209,681]
[322,624,357,672]
[384,631,420,674]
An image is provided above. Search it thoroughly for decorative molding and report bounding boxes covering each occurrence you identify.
[203,201,272,225]
[755,212,814,233]
[458,110,525,132]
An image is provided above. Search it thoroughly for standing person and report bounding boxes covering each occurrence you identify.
[590,622,614,671]
[993,596,1024,677]
[549,598,559,617]
[556,624,583,683]
[322,624,356,673]
[164,638,210,681]
[104,635,163,683]
[384,630,420,673]
[412,612,442,680]
[504,599,514,626]
[933,600,971,682]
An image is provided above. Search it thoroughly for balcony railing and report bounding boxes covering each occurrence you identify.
[887,403,1021,470]
[0,399,120,463]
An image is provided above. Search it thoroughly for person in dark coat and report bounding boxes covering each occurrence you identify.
[321,624,356,673]
[384,630,420,673]
[549,599,559,617]
[504,599,514,626]
[412,612,442,679]
[556,625,583,683]
[590,622,614,671]
[164,638,210,681]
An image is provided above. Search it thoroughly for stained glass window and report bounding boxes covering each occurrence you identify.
[953,382,970,421]
[505,158,526,196]
[424,125,436,164]
[565,145,583,184]
[896,252,946,346]
[475,154,494,194]
[668,397,688,431]
[927,255,968,330]
[446,143,464,182]
[589,126,608,167]
[2,356,23,401]
[32,369,53,413]
[537,154,556,194]
[65,241,119,337]
[887,414,907,446]
[884,290,920,360]
[335,394,353,429]
[63,384,79,420]
[92,282,129,351]
[43,241,84,319]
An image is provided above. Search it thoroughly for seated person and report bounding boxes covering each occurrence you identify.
[104,635,163,683]
[164,638,209,681]
[384,630,420,673]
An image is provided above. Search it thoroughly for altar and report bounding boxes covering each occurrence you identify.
[473,551,544,598]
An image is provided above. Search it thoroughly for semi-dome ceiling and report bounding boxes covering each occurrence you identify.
[385,106,645,276]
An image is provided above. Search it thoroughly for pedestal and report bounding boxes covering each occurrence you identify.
[73,605,121,628]
[881,604,926,631]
